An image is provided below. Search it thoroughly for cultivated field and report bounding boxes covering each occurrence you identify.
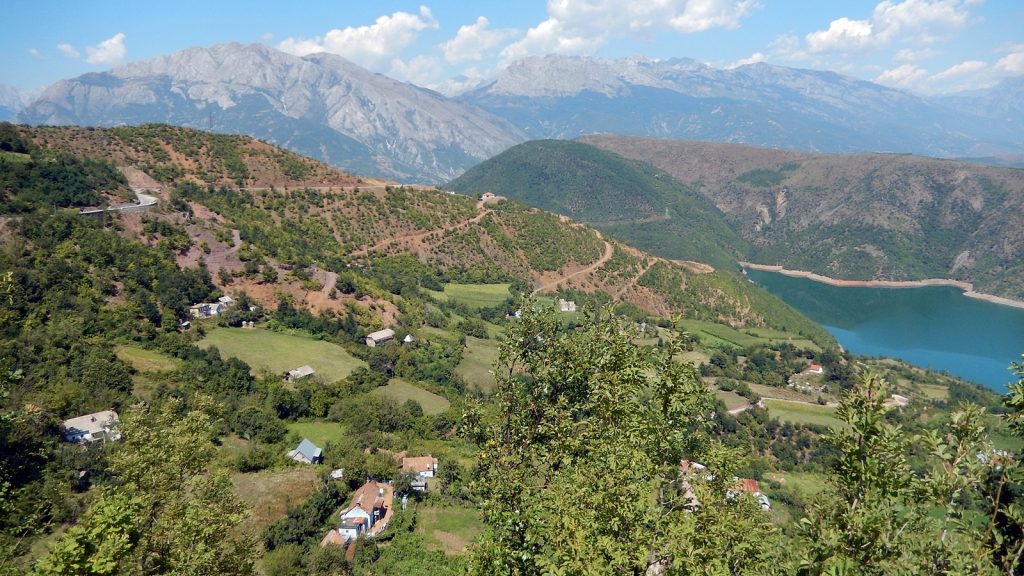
[287,420,350,448]
[116,344,182,372]
[764,398,842,428]
[199,327,365,383]
[427,283,511,309]
[416,503,484,556]
[232,467,321,535]
[371,379,451,415]
[455,336,501,392]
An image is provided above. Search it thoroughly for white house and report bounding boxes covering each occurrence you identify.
[286,438,323,464]
[188,301,227,319]
[337,517,367,541]
[806,364,824,374]
[558,299,577,312]
[340,481,389,534]
[365,328,395,347]
[62,410,121,443]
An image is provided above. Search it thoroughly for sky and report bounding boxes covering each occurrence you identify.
[2,0,1022,97]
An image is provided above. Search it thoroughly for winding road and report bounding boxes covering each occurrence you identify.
[531,239,614,296]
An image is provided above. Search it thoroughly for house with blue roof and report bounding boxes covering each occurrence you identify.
[286,438,323,464]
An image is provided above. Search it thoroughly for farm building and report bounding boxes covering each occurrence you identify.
[189,301,227,319]
[401,455,438,478]
[365,328,395,347]
[286,365,315,382]
[61,410,121,444]
[286,438,323,464]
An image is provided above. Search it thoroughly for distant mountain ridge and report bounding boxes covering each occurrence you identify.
[16,47,1024,183]
[17,43,523,183]
[460,55,1024,159]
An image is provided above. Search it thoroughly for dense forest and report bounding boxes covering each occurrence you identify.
[1,123,1022,575]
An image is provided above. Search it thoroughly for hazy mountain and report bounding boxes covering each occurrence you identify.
[581,134,1024,300]
[460,55,1023,159]
[17,43,523,183]
[0,84,25,121]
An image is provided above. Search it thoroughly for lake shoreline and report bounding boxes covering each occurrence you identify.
[739,262,1024,310]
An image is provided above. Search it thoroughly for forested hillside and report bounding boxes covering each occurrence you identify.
[581,134,1024,300]
[446,140,745,270]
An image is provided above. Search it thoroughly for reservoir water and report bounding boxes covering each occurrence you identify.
[745,269,1024,391]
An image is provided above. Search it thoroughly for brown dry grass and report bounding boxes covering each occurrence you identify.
[231,467,321,535]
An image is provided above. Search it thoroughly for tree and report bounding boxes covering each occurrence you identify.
[34,396,256,575]
[464,305,785,575]
[798,371,1019,575]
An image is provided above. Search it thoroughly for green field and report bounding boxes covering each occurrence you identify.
[677,320,818,350]
[427,283,511,309]
[415,503,483,556]
[0,151,32,163]
[455,336,501,392]
[749,382,820,403]
[917,383,950,401]
[714,389,750,411]
[198,328,365,383]
[116,344,181,372]
[287,420,349,448]
[371,379,451,415]
[764,398,842,428]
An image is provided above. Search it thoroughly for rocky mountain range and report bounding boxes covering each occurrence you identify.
[458,55,1024,160]
[15,45,1024,182]
[16,43,522,183]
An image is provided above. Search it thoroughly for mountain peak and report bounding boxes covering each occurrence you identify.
[18,42,522,183]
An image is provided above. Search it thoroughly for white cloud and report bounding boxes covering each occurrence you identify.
[500,18,603,61]
[893,47,940,62]
[278,6,438,69]
[259,32,274,43]
[85,33,126,65]
[805,0,975,54]
[28,48,41,58]
[875,63,929,87]
[501,0,760,61]
[806,17,874,53]
[870,0,971,44]
[727,52,766,69]
[994,52,1024,74]
[57,42,80,59]
[767,34,808,61]
[440,16,517,63]
[388,55,444,87]
[930,59,986,81]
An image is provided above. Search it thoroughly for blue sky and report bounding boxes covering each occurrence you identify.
[2,0,1022,95]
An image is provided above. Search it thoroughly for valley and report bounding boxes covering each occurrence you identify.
[1,121,1022,576]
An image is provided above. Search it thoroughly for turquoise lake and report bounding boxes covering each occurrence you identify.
[745,269,1024,391]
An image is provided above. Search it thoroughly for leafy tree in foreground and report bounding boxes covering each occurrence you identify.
[34,396,255,576]
[464,306,784,575]
[798,371,1022,575]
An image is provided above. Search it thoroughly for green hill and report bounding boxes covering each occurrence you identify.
[446,140,746,269]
